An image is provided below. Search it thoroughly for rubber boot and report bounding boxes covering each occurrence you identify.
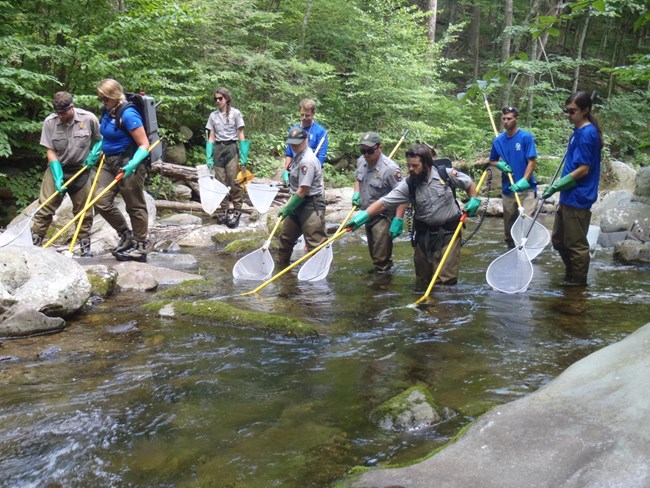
[32,233,44,246]
[226,210,241,229]
[79,237,93,257]
[215,209,229,225]
[115,240,147,262]
[112,229,134,256]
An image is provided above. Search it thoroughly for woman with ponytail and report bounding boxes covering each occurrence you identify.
[542,91,602,286]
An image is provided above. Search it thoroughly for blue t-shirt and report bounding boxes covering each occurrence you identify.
[490,129,538,195]
[100,106,143,156]
[560,124,601,209]
[285,121,328,166]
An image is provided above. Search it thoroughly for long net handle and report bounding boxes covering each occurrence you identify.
[68,154,105,252]
[242,227,350,296]
[482,93,524,212]
[44,140,160,249]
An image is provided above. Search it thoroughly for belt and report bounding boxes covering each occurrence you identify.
[215,140,237,145]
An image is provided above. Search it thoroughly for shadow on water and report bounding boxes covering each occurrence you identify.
[1,217,649,486]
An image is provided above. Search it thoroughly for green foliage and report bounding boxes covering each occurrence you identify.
[0,166,42,210]
[145,173,176,200]
[323,163,355,189]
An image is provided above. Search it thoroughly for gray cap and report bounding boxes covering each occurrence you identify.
[359,131,381,147]
[287,127,308,144]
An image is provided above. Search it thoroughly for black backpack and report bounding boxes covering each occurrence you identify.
[114,92,162,164]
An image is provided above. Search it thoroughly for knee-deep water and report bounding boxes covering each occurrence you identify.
[1,216,649,487]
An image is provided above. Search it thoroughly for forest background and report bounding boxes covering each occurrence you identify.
[0,0,648,223]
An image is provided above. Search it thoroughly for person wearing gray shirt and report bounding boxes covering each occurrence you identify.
[353,132,406,271]
[349,143,480,286]
[277,127,327,265]
[33,91,101,256]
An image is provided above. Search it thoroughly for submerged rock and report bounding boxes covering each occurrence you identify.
[143,299,319,339]
[371,385,442,431]
[0,309,66,338]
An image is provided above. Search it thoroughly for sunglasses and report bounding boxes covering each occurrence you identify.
[97,95,111,103]
[405,150,419,158]
[502,106,519,116]
[214,96,224,102]
[563,108,578,115]
[360,146,378,155]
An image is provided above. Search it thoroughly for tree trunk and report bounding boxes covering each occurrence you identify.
[300,0,313,52]
[572,12,591,93]
[428,0,438,45]
[150,161,199,182]
[469,4,481,78]
[499,0,513,107]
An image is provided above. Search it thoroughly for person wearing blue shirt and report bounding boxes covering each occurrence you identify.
[488,105,538,248]
[282,99,328,184]
[543,91,603,286]
[94,78,151,262]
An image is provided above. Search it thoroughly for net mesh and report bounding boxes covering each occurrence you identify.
[297,245,333,282]
[510,215,550,261]
[232,248,274,281]
[486,247,533,294]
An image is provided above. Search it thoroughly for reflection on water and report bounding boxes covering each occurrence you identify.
[1,217,649,487]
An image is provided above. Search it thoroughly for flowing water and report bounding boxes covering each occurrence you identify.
[1,217,649,487]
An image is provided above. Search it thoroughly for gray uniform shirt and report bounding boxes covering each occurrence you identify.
[355,153,403,212]
[40,108,101,167]
[381,166,472,227]
[205,107,245,141]
[289,146,323,196]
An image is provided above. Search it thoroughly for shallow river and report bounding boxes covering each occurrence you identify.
[1,216,649,487]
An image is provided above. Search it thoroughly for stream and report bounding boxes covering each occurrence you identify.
[1,216,649,487]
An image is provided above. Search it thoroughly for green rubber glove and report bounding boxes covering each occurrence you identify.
[122,147,149,178]
[464,196,481,217]
[496,161,512,173]
[239,140,250,166]
[389,217,404,239]
[83,139,103,168]
[49,160,67,194]
[509,177,531,193]
[542,174,576,199]
[348,210,371,231]
[279,193,304,217]
[352,191,361,207]
[282,170,290,187]
[206,141,214,169]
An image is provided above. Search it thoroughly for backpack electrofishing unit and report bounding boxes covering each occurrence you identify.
[114,92,162,165]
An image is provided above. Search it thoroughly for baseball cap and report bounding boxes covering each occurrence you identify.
[287,127,308,144]
[359,131,381,147]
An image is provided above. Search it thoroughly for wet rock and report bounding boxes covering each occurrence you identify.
[37,346,62,360]
[84,264,118,298]
[176,224,223,247]
[634,166,650,204]
[0,355,19,362]
[172,184,192,202]
[146,252,198,271]
[113,261,203,290]
[158,303,175,317]
[613,240,650,264]
[370,385,442,431]
[151,240,182,253]
[105,320,140,335]
[159,214,202,226]
[0,309,66,338]
[0,246,91,318]
[597,230,628,248]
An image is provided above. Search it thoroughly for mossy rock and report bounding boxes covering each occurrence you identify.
[371,385,441,431]
[156,279,217,300]
[211,229,264,244]
[221,237,266,255]
[143,299,318,339]
[85,265,118,298]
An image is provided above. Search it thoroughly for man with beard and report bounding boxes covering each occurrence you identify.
[348,143,480,286]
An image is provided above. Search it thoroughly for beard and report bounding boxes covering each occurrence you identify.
[410,167,429,185]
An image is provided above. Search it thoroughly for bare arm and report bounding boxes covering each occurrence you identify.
[46,148,58,164]
[395,203,407,219]
[571,164,590,180]
[129,126,149,151]
[523,157,537,181]
[237,127,245,142]
[296,185,310,198]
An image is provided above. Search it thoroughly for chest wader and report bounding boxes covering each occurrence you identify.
[365,214,394,271]
[413,215,462,285]
[278,194,327,263]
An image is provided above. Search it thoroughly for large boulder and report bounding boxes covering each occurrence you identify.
[0,246,91,335]
[350,322,650,488]
[634,166,650,204]
[608,160,637,193]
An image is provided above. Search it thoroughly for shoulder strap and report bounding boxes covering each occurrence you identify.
[114,101,136,131]
[406,176,417,206]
